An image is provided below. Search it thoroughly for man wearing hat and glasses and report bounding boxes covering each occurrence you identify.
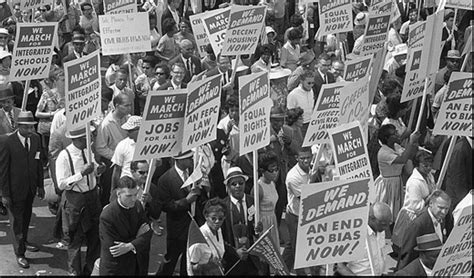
[62,31,87,64]
[0,83,20,135]
[55,126,105,275]
[435,50,461,92]
[0,111,45,269]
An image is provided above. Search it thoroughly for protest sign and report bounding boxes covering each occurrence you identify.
[432,72,473,137]
[317,0,353,37]
[338,76,370,142]
[407,21,426,49]
[10,22,58,81]
[20,0,54,10]
[344,55,373,81]
[418,10,444,77]
[445,0,474,10]
[248,225,291,275]
[401,47,436,102]
[368,47,386,104]
[303,84,343,147]
[182,75,221,152]
[99,12,151,55]
[239,72,272,155]
[103,0,137,14]
[432,205,473,277]
[201,7,231,56]
[221,5,266,56]
[190,13,210,58]
[64,50,101,130]
[360,1,392,56]
[133,90,187,160]
[294,178,370,268]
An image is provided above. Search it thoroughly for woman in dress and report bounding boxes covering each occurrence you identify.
[280,28,302,72]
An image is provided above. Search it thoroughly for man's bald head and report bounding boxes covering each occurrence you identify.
[332,60,344,78]
[369,202,392,233]
[180,39,194,58]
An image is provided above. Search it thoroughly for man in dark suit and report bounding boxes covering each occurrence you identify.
[156,150,203,275]
[221,167,263,275]
[395,233,443,276]
[204,54,235,106]
[99,176,153,275]
[156,62,188,90]
[0,83,20,136]
[169,39,202,84]
[62,32,87,64]
[312,53,335,105]
[0,111,44,269]
[397,190,452,270]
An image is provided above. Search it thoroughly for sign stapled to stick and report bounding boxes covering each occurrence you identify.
[360,0,392,56]
[303,83,343,147]
[99,12,151,55]
[103,0,137,14]
[201,7,231,56]
[239,71,272,155]
[190,13,211,58]
[133,90,187,160]
[182,75,221,152]
[344,55,373,81]
[432,72,473,137]
[221,5,266,56]
[20,0,54,10]
[65,49,101,130]
[10,22,58,81]
[317,0,353,37]
[294,178,370,268]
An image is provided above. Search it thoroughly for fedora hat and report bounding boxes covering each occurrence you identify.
[16,111,37,125]
[446,50,461,60]
[0,83,14,101]
[354,12,368,26]
[173,150,194,160]
[121,116,142,131]
[224,167,249,185]
[270,106,286,119]
[414,233,443,252]
[393,44,408,57]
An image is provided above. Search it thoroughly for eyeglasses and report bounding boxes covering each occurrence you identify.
[155,72,165,75]
[229,181,244,187]
[209,216,225,222]
[266,168,279,173]
[143,66,151,69]
[137,170,148,175]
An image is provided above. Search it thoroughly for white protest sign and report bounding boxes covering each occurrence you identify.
[295,178,370,268]
[407,21,426,49]
[201,7,231,56]
[103,0,137,14]
[432,205,473,277]
[182,75,221,152]
[65,50,101,130]
[402,45,436,103]
[20,0,54,10]
[360,1,393,56]
[343,55,373,81]
[133,90,187,160]
[99,12,151,55]
[445,0,473,10]
[10,22,58,81]
[221,5,266,56]
[418,10,444,77]
[190,13,210,58]
[239,72,272,155]
[433,72,473,137]
[317,0,353,37]
[303,83,342,147]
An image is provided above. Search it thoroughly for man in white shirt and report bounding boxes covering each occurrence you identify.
[110,69,135,114]
[287,70,315,135]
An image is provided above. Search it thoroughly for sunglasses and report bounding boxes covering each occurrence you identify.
[137,170,148,175]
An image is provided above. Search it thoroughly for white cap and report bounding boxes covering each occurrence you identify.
[0,28,9,36]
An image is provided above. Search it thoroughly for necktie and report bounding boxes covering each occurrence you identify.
[24,138,29,152]
[404,3,408,18]
[223,72,227,85]
[324,74,327,84]
[187,59,192,75]
[8,111,15,129]
[238,199,245,224]
[81,149,91,190]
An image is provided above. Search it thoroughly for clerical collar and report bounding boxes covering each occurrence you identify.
[117,197,132,210]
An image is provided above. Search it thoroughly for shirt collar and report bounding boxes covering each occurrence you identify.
[117,197,132,210]
[317,68,326,79]
[419,259,432,276]
[295,163,309,177]
[171,79,180,89]
[174,164,187,181]
[17,131,26,145]
[428,208,440,225]
[367,225,376,236]
[230,195,245,206]
[466,136,473,149]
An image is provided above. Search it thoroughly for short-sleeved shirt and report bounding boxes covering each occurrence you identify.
[157,34,178,60]
[111,137,136,178]
[286,163,309,215]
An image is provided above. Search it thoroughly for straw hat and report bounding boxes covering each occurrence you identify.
[224,167,249,185]
[16,111,37,125]
[413,233,443,252]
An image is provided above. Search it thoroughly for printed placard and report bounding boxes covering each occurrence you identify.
[182,75,221,152]
[432,205,473,277]
[221,5,266,56]
[303,84,343,147]
[401,48,436,103]
[190,13,210,58]
[10,22,58,81]
[433,72,473,137]
[318,0,353,37]
[20,0,54,10]
[445,0,473,10]
[360,1,392,56]
[239,72,272,155]
[294,178,370,268]
[99,12,151,55]
[133,90,187,160]
[407,21,426,49]
[202,7,231,56]
[418,11,444,77]
[103,0,137,14]
[65,50,102,130]
[343,55,373,81]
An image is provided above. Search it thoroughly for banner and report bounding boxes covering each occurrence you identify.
[201,7,231,56]
[190,13,210,58]
[294,178,370,268]
[317,0,353,37]
[445,0,474,10]
[65,50,101,130]
[20,0,54,10]
[103,0,137,14]
[360,1,392,56]
[10,22,58,81]
[432,72,473,137]
[221,5,266,56]
[239,72,272,155]
[133,90,187,160]
[344,55,373,81]
[432,205,473,277]
[182,75,221,152]
[303,84,343,147]
[99,12,151,55]
[338,76,370,142]
[248,225,291,275]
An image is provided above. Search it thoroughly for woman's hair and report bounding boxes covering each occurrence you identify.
[288,28,302,41]
[155,63,170,78]
[378,124,396,144]
[203,198,227,217]
[286,107,304,126]
[381,78,402,97]
[386,93,407,119]
[258,151,278,173]
[290,14,304,27]
[413,150,434,167]
[162,18,176,34]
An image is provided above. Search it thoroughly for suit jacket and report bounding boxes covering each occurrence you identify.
[312,70,335,105]
[394,258,427,276]
[0,107,20,135]
[155,80,187,90]
[444,137,473,208]
[0,131,43,203]
[99,199,152,275]
[398,209,447,270]
[169,54,203,84]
